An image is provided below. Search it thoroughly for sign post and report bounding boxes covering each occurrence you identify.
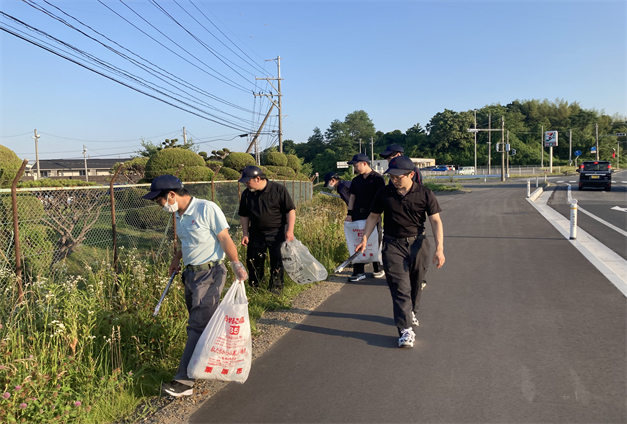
[574,150,581,169]
[545,131,558,174]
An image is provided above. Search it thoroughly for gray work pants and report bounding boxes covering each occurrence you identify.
[381,236,431,335]
[173,264,227,386]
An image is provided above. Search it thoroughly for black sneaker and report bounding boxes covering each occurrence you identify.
[162,380,193,397]
[348,273,366,282]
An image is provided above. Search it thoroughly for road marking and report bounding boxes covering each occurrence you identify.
[611,206,627,213]
[557,180,564,183]
[568,186,627,237]
[622,181,627,183]
[529,189,627,298]
[569,181,576,183]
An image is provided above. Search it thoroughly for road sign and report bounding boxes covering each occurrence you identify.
[544,131,558,147]
[616,133,627,137]
[575,150,582,157]
[336,161,349,169]
[591,147,597,152]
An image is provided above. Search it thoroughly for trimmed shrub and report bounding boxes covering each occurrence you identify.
[265,166,296,178]
[295,173,310,181]
[145,148,205,179]
[258,166,271,177]
[217,167,241,180]
[222,152,255,172]
[205,160,223,173]
[265,152,288,167]
[286,155,301,173]
[124,207,171,230]
[176,166,214,182]
[0,145,23,188]
[18,179,97,188]
[198,151,208,158]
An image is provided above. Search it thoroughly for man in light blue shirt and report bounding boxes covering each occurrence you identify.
[143,175,248,397]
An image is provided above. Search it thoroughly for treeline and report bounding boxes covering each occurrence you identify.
[283,99,626,175]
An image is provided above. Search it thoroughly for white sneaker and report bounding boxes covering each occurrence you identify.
[412,312,419,327]
[348,273,366,282]
[398,328,415,348]
[421,282,426,289]
[373,270,385,278]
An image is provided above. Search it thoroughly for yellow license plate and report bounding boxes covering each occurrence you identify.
[590,175,600,179]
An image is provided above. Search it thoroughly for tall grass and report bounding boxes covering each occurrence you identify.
[0,194,346,423]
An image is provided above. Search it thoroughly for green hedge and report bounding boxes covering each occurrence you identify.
[205,160,223,172]
[18,179,98,188]
[265,166,296,178]
[145,148,205,180]
[265,152,288,166]
[286,155,301,173]
[217,167,241,180]
[222,152,255,172]
[0,145,23,188]
[124,207,171,230]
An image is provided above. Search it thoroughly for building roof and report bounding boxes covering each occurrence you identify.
[29,158,133,171]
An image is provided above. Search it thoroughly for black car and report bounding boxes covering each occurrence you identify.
[578,161,612,191]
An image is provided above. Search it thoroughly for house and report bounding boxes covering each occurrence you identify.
[23,158,133,184]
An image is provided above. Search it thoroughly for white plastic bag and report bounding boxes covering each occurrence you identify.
[281,239,328,284]
[187,280,251,383]
[344,220,382,264]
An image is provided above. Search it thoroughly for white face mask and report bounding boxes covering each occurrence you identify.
[162,198,179,213]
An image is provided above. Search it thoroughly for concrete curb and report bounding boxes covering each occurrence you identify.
[527,185,627,298]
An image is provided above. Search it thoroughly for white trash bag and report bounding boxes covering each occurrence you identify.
[281,239,328,284]
[187,280,251,383]
[344,220,382,264]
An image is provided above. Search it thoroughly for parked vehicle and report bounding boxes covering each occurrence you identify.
[457,166,475,175]
[578,161,612,191]
[431,166,449,172]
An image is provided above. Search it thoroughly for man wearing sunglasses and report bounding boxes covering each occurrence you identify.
[355,156,445,348]
[143,174,248,397]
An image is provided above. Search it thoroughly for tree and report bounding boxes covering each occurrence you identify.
[135,137,197,157]
[344,110,376,144]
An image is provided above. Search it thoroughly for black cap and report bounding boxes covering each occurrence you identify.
[380,144,404,158]
[323,172,340,187]
[238,165,265,183]
[347,153,371,165]
[384,156,415,176]
[142,175,183,200]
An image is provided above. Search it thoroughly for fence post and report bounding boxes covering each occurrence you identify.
[11,159,29,303]
[299,180,302,205]
[110,164,124,272]
[292,179,295,204]
[211,166,221,202]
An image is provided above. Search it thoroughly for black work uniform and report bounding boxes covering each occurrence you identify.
[371,182,442,335]
[238,181,296,290]
[336,180,351,206]
[350,170,385,275]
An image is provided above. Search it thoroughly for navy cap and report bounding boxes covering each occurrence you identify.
[385,156,415,176]
[142,175,183,200]
[347,153,371,165]
[380,144,404,158]
[238,165,265,183]
[323,172,340,187]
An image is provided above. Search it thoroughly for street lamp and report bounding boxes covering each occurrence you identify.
[474,109,477,172]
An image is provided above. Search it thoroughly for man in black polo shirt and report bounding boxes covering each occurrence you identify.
[323,172,351,205]
[379,144,423,185]
[356,156,445,348]
[346,153,385,281]
[238,166,296,294]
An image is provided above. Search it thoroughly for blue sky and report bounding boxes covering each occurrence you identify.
[1,1,625,161]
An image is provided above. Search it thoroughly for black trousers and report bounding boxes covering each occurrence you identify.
[353,221,383,275]
[246,230,285,289]
[381,236,431,335]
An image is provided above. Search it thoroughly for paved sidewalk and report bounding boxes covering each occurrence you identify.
[190,186,626,423]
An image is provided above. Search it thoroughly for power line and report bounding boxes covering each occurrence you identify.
[39,130,181,143]
[0,131,34,138]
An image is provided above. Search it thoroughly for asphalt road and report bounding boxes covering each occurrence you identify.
[548,169,627,261]
[190,186,626,424]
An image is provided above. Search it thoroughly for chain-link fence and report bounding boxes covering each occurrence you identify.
[0,179,313,282]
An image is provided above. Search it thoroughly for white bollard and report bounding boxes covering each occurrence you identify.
[536,176,538,187]
[570,199,578,240]
[484,174,487,182]
[527,180,531,198]
[544,173,547,183]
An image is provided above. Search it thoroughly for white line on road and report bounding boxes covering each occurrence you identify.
[557,181,564,183]
[568,185,627,238]
[529,188,627,298]
[569,181,576,183]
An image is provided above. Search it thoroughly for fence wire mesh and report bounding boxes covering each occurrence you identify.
[0,179,313,282]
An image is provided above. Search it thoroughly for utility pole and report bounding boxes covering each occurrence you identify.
[595,123,599,160]
[488,114,491,175]
[506,130,510,177]
[569,129,572,166]
[32,129,41,180]
[359,138,362,154]
[255,56,285,152]
[183,126,187,145]
[501,117,505,182]
[371,137,374,163]
[474,109,477,171]
[541,125,544,168]
[82,145,89,182]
